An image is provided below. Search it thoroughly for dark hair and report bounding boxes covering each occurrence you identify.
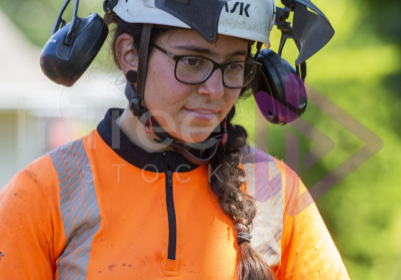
[110,16,276,280]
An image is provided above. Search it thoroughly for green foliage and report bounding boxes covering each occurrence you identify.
[0,0,104,46]
[234,1,401,279]
[354,0,401,45]
[2,0,401,279]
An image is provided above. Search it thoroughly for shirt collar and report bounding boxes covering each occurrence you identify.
[97,108,202,173]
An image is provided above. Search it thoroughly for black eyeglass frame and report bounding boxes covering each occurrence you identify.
[152,43,262,89]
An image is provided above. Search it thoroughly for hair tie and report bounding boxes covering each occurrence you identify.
[219,120,228,147]
[237,232,252,243]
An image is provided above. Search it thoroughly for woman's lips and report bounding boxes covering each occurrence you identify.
[184,108,218,121]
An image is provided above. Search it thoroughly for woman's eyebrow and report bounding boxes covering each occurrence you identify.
[173,45,248,58]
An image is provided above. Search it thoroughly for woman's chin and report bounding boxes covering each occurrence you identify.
[178,132,214,145]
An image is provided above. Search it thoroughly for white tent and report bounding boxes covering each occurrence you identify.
[0,9,126,113]
[0,9,127,188]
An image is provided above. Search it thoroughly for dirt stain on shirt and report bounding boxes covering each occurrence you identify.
[108,264,116,272]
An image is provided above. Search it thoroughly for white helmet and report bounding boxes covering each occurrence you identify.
[107,0,276,47]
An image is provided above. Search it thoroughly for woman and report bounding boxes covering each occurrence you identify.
[0,0,349,279]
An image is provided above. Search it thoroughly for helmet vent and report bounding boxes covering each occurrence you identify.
[154,0,226,43]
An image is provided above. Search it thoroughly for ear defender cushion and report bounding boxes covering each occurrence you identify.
[255,49,307,125]
[40,13,108,87]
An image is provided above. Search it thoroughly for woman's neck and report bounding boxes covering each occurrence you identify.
[115,104,172,153]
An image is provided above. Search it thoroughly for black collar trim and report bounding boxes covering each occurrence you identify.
[97,108,202,173]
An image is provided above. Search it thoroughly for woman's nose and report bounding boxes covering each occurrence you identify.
[198,69,224,100]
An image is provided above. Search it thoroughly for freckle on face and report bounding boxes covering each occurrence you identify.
[143,30,248,143]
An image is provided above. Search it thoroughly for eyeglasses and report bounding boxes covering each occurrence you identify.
[152,44,262,89]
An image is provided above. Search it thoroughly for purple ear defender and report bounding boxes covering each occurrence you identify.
[255,73,307,125]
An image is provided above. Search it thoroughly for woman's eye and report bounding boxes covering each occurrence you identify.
[227,63,244,71]
[181,57,203,67]
[188,59,199,66]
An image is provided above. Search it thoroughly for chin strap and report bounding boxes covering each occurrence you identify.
[148,110,228,165]
[129,24,152,120]
[154,137,222,165]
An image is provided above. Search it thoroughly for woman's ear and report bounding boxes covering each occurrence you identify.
[115,34,138,78]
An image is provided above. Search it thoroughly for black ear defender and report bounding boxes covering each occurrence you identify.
[254,0,334,125]
[40,0,109,87]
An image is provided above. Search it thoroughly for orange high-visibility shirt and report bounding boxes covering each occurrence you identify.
[0,108,349,279]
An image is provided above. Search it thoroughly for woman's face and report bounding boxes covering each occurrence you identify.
[143,29,248,144]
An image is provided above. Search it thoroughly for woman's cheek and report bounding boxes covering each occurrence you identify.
[145,65,176,110]
[219,91,240,119]
[145,74,192,136]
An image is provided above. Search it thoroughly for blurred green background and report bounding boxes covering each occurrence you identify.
[0,0,400,278]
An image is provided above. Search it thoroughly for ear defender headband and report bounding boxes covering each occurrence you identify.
[39,0,333,164]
